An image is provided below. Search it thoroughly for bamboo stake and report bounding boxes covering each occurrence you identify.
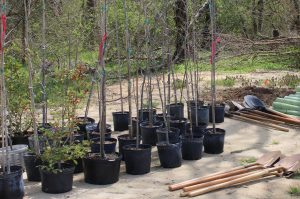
[113,0,124,113]
[135,67,139,148]
[184,0,193,137]
[24,0,40,156]
[0,0,10,173]
[142,2,153,127]
[210,0,217,133]
[161,1,168,126]
[123,0,133,138]
[96,0,108,159]
[191,12,199,127]
[41,0,47,125]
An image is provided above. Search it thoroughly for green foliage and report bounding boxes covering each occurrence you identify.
[280,74,300,89]
[271,140,279,145]
[216,76,236,87]
[239,157,257,165]
[40,143,89,173]
[5,57,32,135]
[288,186,300,196]
[174,78,185,90]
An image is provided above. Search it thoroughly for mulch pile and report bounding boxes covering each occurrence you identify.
[203,86,295,106]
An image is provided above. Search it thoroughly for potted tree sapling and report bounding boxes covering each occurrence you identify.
[76,66,96,138]
[6,69,32,146]
[112,0,129,132]
[181,19,204,160]
[21,0,44,183]
[83,2,121,185]
[117,0,139,159]
[156,8,182,167]
[203,1,225,154]
[123,66,152,175]
[0,2,25,198]
[39,64,90,192]
[140,5,163,147]
[69,63,96,138]
[39,118,88,193]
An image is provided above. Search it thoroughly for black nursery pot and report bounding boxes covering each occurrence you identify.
[191,106,209,125]
[187,100,204,119]
[117,134,138,160]
[76,117,96,133]
[12,133,30,145]
[74,159,83,174]
[157,142,182,168]
[155,114,165,126]
[167,103,184,119]
[24,153,42,181]
[182,136,203,160]
[68,158,84,174]
[96,123,112,133]
[28,135,48,151]
[91,138,117,154]
[140,121,163,146]
[186,123,208,137]
[62,133,85,144]
[209,104,225,123]
[83,153,122,185]
[170,118,188,135]
[156,127,180,144]
[37,123,52,134]
[89,131,112,140]
[0,166,24,199]
[40,163,75,194]
[138,109,156,121]
[123,144,152,175]
[112,111,129,131]
[132,117,141,137]
[203,128,226,154]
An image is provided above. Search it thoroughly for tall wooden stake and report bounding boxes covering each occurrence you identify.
[113,0,124,113]
[24,0,40,156]
[123,0,133,138]
[0,0,11,173]
[41,0,47,125]
[210,0,217,133]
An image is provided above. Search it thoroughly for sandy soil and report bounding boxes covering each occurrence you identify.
[24,119,300,199]
[25,71,300,199]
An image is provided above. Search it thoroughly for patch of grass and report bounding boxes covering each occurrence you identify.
[239,157,257,165]
[216,76,236,87]
[280,74,300,89]
[271,140,279,145]
[288,186,300,196]
[174,78,185,90]
[173,48,299,74]
[292,170,300,179]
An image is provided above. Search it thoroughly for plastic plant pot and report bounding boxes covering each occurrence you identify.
[123,144,152,175]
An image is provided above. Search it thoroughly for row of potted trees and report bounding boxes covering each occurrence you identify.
[1,0,226,198]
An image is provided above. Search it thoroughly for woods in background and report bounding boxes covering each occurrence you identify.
[3,0,300,69]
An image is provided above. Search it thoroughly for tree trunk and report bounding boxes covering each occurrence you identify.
[257,0,264,32]
[201,11,210,49]
[252,0,258,37]
[83,0,96,50]
[173,0,187,63]
[49,0,63,16]
[292,0,300,35]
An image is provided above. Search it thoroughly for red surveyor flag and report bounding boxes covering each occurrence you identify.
[98,32,108,61]
[210,36,221,64]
